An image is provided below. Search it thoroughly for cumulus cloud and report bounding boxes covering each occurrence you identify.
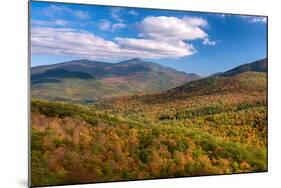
[182,16,208,28]
[202,38,216,46]
[31,27,195,61]
[137,16,208,41]
[115,37,196,57]
[31,15,216,61]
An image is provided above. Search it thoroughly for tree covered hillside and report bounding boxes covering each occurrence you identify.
[31,71,267,186]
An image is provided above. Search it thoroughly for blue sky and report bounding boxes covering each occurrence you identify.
[30,1,267,76]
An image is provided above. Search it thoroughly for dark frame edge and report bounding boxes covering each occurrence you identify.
[28,1,31,187]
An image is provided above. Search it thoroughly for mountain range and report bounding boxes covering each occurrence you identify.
[31,58,267,103]
[31,58,200,102]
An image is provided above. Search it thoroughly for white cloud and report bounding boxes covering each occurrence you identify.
[128,10,138,16]
[182,16,208,28]
[31,27,195,61]
[31,27,119,60]
[31,16,216,61]
[115,37,196,58]
[42,5,91,19]
[98,20,126,32]
[202,38,216,46]
[31,19,68,27]
[239,15,267,24]
[42,5,68,17]
[99,20,112,30]
[73,10,90,19]
[250,17,267,23]
[137,16,208,41]
[110,8,124,22]
[111,23,126,31]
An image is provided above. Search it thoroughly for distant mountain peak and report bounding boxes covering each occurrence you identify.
[70,59,90,62]
[118,58,145,64]
[67,59,109,65]
[31,58,200,102]
[128,58,142,61]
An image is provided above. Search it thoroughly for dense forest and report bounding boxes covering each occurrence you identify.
[30,69,267,186]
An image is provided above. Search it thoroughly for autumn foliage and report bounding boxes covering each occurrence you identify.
[31,72,267,186]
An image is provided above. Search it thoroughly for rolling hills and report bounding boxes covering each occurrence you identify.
[215,59,267,77]
[30,58,268,186]
[95,58,267,117]
[31,97,267,186]
[31,58,200,103]
[95,71,267,123]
